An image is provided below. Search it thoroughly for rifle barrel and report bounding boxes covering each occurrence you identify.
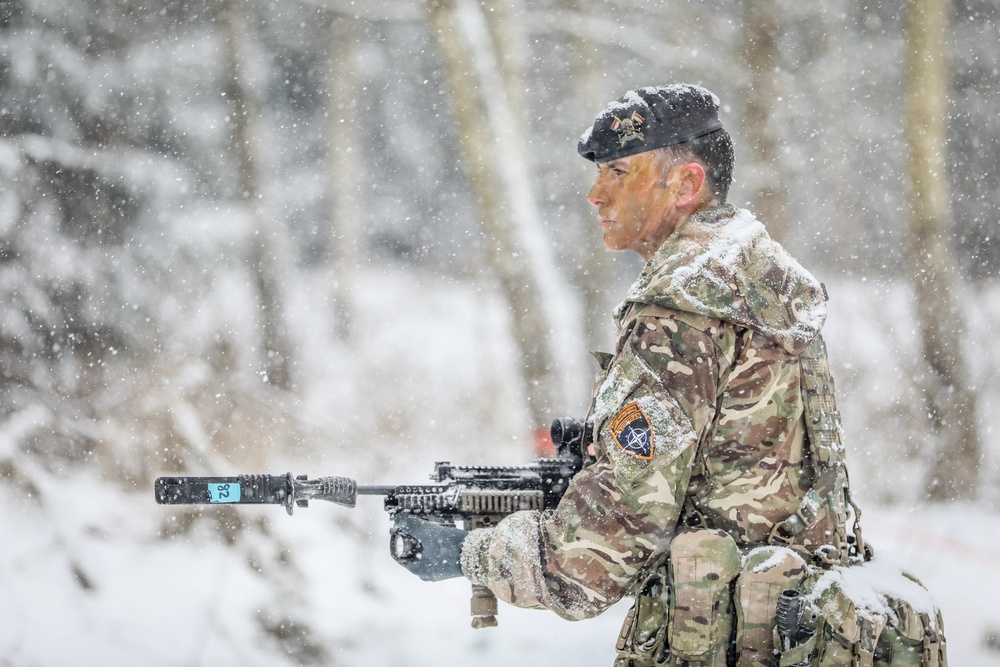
[357,485,397,495]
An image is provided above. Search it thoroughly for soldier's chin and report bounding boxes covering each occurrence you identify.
[601,234,629,252]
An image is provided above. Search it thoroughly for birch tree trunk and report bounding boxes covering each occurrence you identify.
[740,0,790,242]
[903,0,981,500]
[326,14,363,342]
[566,16,619,354]
[424,0,582,432]
[482,0,529,129]
[220,0,294,390]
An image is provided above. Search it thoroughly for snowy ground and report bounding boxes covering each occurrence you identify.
[1,469,999,666]
[1,268,999,665]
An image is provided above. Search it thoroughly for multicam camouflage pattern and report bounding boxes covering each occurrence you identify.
[463,205,848,613]
[460,433,697,620]
[666,529,742,665]
[776,558,947,667]
[612,529,742,667]
[617,205,826,356]
[460,205,945,665]
[735,547,808,667]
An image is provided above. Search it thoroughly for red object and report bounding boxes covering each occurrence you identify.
[533,427,556,458]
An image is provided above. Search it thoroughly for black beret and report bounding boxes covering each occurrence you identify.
[577,84,723,162]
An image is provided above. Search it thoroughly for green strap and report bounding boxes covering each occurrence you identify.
[769,465,841,541]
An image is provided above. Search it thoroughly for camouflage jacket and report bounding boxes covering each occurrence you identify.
[460,205,851,621]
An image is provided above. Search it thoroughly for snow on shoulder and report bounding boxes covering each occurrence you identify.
[621,206,828,355]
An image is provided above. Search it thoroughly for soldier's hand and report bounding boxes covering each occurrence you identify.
[390,513,467,582]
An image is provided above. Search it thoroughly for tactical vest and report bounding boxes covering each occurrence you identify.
[614,334,947,667]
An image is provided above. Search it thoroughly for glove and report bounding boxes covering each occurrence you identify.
[390,513,467,582]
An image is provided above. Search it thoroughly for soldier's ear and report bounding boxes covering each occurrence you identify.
[674,162,706,208]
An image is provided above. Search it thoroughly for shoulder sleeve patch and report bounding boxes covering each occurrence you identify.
[609,402,654,460]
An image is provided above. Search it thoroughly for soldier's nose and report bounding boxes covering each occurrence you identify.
[587,185,605,207]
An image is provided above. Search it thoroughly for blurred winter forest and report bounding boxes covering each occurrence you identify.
[1,0,999,664]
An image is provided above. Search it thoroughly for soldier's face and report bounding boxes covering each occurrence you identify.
[587,152,683,261]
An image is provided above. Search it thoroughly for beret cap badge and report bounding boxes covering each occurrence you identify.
[611,111,645,147]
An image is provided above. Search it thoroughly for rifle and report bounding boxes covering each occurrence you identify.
[154,418,590,628]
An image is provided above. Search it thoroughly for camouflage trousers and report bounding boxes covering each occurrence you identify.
[614,529,947,667]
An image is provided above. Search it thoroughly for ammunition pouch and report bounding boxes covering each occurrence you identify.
[615,529,741,667]
[614,530,947,667]
[667,529,742,665]
[734,547,809,667]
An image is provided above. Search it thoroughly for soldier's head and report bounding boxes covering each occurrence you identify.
[579,85,734,260]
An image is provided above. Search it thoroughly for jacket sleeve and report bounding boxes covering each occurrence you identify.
[460,309,728,620]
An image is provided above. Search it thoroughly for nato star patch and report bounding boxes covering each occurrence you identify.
[609,402,654,460]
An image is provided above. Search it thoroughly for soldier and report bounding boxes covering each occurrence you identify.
[394,85,947,667]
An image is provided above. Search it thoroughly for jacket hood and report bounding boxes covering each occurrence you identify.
[615,205,827,355]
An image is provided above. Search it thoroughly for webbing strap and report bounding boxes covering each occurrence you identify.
[770,335,868,563]
[799,335,846,465]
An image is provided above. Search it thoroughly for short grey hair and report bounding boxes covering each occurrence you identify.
[650,129,734,204]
